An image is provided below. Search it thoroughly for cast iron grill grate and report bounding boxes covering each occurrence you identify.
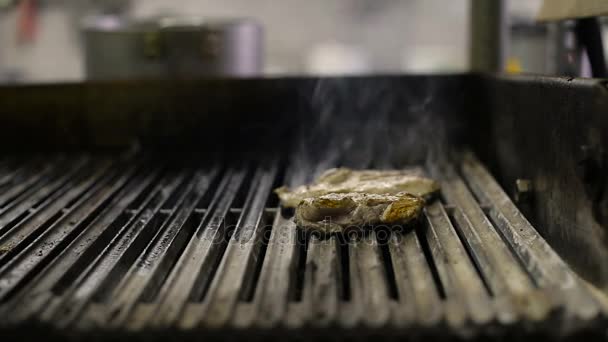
[0,151,606,339]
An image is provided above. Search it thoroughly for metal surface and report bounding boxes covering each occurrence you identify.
[470,0,507,72]
[160,17,263,77]
[1,73,608,300]
[0,151,605,339]
[474,74,608,291]
[0,75,472,150]
[83,17,263,80]
[83,18,166,80]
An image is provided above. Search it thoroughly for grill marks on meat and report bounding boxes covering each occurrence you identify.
[295,192,425,233]
[275,168,440,233]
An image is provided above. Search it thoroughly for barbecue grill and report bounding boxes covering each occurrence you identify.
[0,74,607,340]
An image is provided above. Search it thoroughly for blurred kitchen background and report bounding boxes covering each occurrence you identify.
[0,0,606,83]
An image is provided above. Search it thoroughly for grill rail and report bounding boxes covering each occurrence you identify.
[0,151,606,338]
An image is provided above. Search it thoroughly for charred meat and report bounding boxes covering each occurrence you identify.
[295,192,425,233]
[275,168,439,233]
[275,167,439,208]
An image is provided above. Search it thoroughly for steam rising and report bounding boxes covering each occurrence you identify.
[286,76,451,187]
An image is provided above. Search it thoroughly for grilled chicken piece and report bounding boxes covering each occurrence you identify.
[295,192,425,233]
[275,167,439,208]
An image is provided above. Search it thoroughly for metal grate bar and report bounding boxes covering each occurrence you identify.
[352,231,392,327]
[0,158,113,267]
[47,168,188,328]
[0,157,86,237]
[389,229,442,327]
[2,164,162,323]
[0,158,55,210]
[286,234,340,328]
[147,167,247,328]
[0,152,605,338]
[460,153,606,320]
[437,163,550,322]
[423,202,494,326]
[197,160,279,328]
[103,167,221,328]
[236,212,297,328]
[0,158,137,301]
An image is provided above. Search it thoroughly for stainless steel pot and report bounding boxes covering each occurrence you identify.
[83,16,263,79]
[160,17,263,78]
[83,17,166,80]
